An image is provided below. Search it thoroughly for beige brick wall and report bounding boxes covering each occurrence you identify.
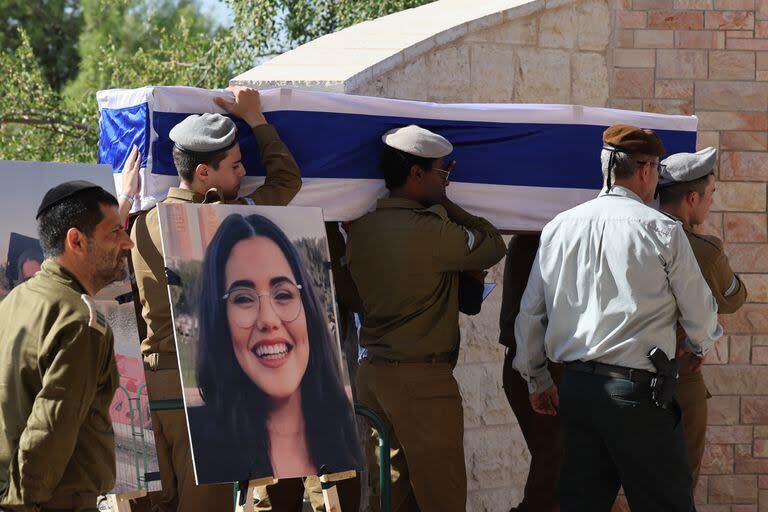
[610,0,768,508]
[348,0,768,508]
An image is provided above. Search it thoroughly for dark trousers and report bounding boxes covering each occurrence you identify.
[502,349,563,512]
[558,369,694,512]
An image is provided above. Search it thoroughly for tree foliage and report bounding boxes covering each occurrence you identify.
[226,0,433,59]
[0,0,434,163]
[0,0,83,91]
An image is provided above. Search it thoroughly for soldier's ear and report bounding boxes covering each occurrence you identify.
[410,164,424,181]
[195,163,210,182]
[64,227,88,256]
[686,189,699,207]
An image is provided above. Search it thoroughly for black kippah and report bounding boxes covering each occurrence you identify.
[36,180,103,219]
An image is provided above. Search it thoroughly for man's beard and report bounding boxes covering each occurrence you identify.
[92,249,131,290]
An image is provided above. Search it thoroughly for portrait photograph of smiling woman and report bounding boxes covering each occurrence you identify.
[157,203,363,484]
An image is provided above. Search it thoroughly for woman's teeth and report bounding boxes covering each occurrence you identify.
[253,343,291,359]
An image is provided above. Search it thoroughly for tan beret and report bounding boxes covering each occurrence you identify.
[603,124,666,157]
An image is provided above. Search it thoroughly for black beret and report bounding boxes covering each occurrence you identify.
[36,180,104,219]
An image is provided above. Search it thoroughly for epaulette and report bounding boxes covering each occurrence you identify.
[81,294,109,335]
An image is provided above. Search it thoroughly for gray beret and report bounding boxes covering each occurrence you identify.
[658,147,717,187]
[169,113,237,153]
[382,125,453,158]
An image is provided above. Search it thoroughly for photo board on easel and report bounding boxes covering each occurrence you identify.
[157,202,363,485]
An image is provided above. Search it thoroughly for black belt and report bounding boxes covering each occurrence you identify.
[365,353,452,365]
[565,360,655,384]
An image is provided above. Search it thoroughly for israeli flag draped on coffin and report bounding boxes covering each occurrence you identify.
[97,86,698,231]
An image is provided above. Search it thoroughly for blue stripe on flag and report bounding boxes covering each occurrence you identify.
[99,103,150,171]
[145,110,696,190]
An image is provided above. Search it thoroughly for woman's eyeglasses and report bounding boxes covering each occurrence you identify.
[222,281,303,326]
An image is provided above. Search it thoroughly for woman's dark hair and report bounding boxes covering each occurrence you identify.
[17,248,43,283]
[379,145,435,190]
[196,213,362,475]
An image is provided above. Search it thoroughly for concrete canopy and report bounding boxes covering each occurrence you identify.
[230,0,548,93]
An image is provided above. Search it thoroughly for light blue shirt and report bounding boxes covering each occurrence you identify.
[514,185,722,393]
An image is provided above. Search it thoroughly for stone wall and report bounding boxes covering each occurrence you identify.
[351,0,612,106]
[607,0,768,509]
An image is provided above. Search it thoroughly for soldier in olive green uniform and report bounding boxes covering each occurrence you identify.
[0,182,133,511]
[498,234,564,512]
[347,125,506,512]
[658,147,747,492]
[130,86,312,512]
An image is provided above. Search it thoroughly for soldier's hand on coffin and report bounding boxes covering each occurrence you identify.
[529,384,559,416]
[121,144,141,197]
[118,144,141,224]
[215,85,268,128]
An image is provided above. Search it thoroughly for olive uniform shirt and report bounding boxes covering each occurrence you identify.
[0,261,119,509]
[346,198,506,360]
[498,234,541,353]
[675,219,747,359]
[130,124,302,356]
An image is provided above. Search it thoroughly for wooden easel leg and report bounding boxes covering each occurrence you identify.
[321,484,342,512]
[105,494,132,512]
[319,470,357,512]
[235,477,277,512]
[104,491,147,512]
[235,482,255,512]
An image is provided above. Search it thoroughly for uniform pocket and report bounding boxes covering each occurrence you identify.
[404,365,462,404]
[608,378,652,409]
[408,378,457,400]
[89,408,113,434]
[610,396,641,408]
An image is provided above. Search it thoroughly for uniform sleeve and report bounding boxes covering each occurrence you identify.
[703,251,747,314]
[667,226,723,356]
[512,249,554,393]
[130,211,173,354]
[326,222,362,313]
[245,124,302,206]
[432,199,506,272]
[17,323,109,503]
[499,234,541,350]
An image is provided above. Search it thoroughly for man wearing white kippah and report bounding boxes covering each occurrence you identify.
[346,125,506,511]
